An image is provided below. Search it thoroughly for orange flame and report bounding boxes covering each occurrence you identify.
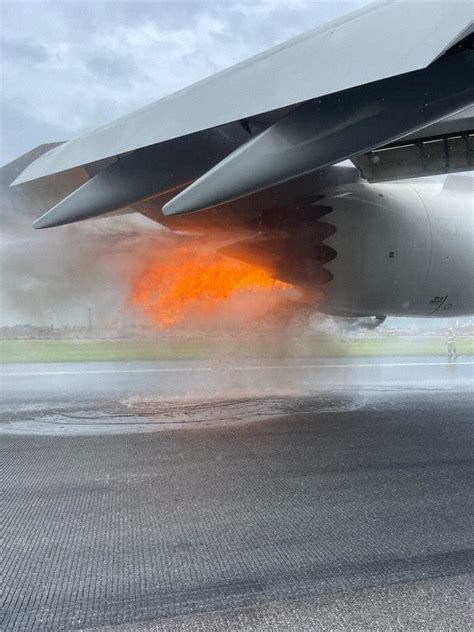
[128,244,291,328]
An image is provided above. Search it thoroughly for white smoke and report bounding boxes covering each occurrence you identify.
[0,182,170,327]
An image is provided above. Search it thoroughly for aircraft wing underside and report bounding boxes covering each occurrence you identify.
[4,0,473,230]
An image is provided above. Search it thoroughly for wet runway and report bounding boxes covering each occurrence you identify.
[1,356,473,630]
[2,356,474,397]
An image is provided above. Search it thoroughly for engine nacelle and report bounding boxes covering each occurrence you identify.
[320,178,474,318]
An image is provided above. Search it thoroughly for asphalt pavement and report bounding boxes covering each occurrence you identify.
[1,356,473,630]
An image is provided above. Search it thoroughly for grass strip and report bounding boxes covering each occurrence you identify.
[0,336,472,364]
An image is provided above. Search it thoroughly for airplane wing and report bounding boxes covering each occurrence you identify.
[7,0,473,229]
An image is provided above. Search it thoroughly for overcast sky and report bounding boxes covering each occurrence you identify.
[1,0,371,166]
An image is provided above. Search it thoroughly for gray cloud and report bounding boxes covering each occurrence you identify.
[1,0,367,165]
[1,37,50,64]
[85,55,139,85]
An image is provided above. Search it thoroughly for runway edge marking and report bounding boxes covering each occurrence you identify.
[1,360,473,377]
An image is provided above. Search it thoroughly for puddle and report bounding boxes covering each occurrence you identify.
[0,393,366,435]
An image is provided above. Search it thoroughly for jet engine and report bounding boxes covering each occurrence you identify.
[319,177,474,318]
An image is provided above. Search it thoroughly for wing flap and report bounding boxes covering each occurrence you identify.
[352,108,474,181]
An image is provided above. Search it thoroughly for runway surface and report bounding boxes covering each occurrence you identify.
[1,356,473,434]
[1,356,473,630]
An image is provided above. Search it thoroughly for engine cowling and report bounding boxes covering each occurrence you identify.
[319,178,474,318]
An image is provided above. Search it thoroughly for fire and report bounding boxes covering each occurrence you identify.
[128,244,291,328]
